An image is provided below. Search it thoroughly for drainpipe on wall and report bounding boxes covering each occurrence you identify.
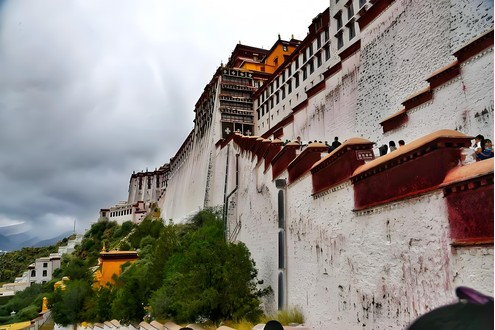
[276,178,288,310]
[222,145,230,239]
[223,148,240,241]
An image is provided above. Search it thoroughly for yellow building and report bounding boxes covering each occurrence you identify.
[94,251,138,287]
[0,321,31,330]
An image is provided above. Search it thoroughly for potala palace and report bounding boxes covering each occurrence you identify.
[99,0,494,329]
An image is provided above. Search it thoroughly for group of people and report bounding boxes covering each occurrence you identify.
[287,133,494,162]
[288,136,342,152]
[378,140,405,156]
[472,134,493,160]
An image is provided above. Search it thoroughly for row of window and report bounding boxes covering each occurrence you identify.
[31,270,48,277]
[256,46,330,120]
[137,176,161,190]
[334,0,366,49]
[260,29,330,104]
[110,209,132,217]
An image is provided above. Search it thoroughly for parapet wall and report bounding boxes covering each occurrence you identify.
[226,128,493,329]
[151,1,493,329]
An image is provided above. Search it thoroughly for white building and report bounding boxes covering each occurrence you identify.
[25,255,61,285]
[111,1,493,329]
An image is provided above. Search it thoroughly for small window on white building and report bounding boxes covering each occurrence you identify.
[346,1,354,20]
[43,263,48,268]
[349,22,356,40]
[335,11,343,30]
[42,270,47,277]
[337,32,344,49]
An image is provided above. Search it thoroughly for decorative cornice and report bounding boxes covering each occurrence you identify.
[426,61,460,90]
[401,87,432,111]
[323,62,342,79]
[338,40,361,62]
[379,109,408,133]
[261,114,294,139]
[353,130,472,182]
[306,79,326,98]
[453,29,494,64]
[357,0,396,30]
[292,99,309,114]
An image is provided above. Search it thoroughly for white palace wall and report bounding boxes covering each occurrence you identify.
[153,1,493,329]
[225,140,493,329]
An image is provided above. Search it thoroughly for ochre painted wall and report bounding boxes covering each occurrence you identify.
[95,252,138,287]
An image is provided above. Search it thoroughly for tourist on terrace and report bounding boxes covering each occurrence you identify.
[472,134,484,153]
[398,140,405,147]
[379,144,388,156]
[332,136,342,150]
[389,140,397,152]
[477,139,493,160]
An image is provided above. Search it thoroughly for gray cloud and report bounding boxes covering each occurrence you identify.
[0,0,327,246]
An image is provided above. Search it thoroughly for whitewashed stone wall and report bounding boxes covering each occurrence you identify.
[225,149,493,329]
[160,84,221,221]
[450,0,494,52]
[155,1,493,329]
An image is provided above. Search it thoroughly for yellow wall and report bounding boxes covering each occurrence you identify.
[238,42,298,74]
[94,253,138,287]
[263,43,298,74]
[0,321,31,330]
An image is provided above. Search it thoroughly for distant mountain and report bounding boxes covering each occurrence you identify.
[0,233,14,251]
[33,231,74,248]
[0,231,74,252]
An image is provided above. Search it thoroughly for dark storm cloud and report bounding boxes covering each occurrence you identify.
[0,0,328,245]
[0,0,197,240]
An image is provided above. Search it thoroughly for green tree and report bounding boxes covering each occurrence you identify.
[51,280,91,326]
[150,209,270,324]
[110,262,149,324]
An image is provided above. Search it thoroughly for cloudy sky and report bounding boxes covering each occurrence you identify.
[0,0,328,247]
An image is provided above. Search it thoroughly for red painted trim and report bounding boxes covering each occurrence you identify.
[453,29,494,64]
[380,109,408,133]
[264,143,283,173]
[338,40,361,62]
[352,131,473,210]
[257,140,271,164]
[426,61,460,90]
[292,99,308,114]
[311,140,374,195]
[288,143,328,184]
[358,0,396,30]
[306,80,326,98]
[353,148,461,210]
[216,133,236,149]
[446,182,494,245]
[261,114,294,139]
[251,138,265,161]
[273,127,284,139]
[271,143,299,179]
[451,239,494,247]
[323,62,342,79]
[401,88,432,110]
